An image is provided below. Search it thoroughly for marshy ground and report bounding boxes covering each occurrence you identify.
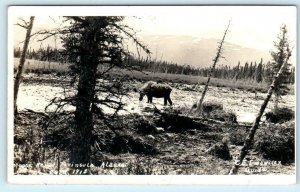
[13,73,295,175]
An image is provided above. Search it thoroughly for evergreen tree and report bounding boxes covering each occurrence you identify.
[62,16,150,169]
[234,61,240,80]
[290,67,295,84]
[243,62,249,79]
[14,47,21,58]
[266,24,292,111]
[255,58,263,83]
[248,62,253,79]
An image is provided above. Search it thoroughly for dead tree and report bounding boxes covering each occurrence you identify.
[229,49,292,175]
[14,16,35,114]
[194,20,230,114]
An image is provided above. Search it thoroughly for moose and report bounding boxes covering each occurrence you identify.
[138,81,173,106]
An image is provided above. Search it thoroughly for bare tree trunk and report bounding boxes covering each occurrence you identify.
[274,93,279,112]
[195,21,230,114]
[229,53,291,175]
[14,16,35,114]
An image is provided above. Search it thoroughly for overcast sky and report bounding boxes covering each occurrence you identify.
[126,6,296,51]
[12,6,297,63]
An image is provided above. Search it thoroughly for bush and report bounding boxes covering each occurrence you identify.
[199,101,236,123]
[108,135,158,155]
[209,110,237,123]
[131,116,157,134]
[229,127,248,145]
[202,101,223,114]
[208,142,232,160]
[199,101,237,123]
[254,121,295,165]
[92,114,159,155]
[265,107,294,124]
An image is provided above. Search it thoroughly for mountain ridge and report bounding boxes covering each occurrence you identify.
[139,35,272,67]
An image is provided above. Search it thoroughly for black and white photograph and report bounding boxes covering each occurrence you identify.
[7,6,296,184]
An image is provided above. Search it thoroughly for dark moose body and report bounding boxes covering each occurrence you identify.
[139,81,173,106]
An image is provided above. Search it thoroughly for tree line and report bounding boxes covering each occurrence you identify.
[126,56,295,84]
[14,46,67,63]
[14,46,295,84]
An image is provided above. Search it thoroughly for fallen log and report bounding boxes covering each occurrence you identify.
[152,105,236,132]
[24,108,49,118]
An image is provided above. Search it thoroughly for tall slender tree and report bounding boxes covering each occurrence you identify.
[255,58,263,83]
[266,24,292,112]
[243,62,249,79]
[194,20,230,114]
[229,25,292,175]
[234,61,241,80]
[14,16,35,114]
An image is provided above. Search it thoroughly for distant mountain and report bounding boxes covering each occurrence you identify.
[139,35,271,68]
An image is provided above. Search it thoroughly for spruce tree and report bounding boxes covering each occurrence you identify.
[248,62,253,79]
[266,24,292,112]
[255,59,263,83]
[61,16,150,169]
[234,61,240,80]
[243,62,249,79]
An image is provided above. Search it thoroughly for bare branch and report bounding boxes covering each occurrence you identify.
[112,22,151,55]
[19,17,29,26]
[15,23,28,29]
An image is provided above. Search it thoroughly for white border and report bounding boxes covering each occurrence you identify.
[7,6,297,185]
[7,5,15,185]
[7,175,296,185]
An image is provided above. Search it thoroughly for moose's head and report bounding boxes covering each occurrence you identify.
[139,91,146,101]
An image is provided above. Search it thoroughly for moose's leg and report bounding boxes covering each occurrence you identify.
[147,96,150,103]
[164,97,167,106]
[167,96,173,106]
[147,95,153,103]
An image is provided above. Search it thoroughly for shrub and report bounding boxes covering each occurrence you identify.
[265,107,294,124]
[200,101,237,123]
[208,142,232,160]
[228,127,248,145]
[209,110,237,123]
[134,117,158,135]
[108,135,158,155]
[202,101,223,114]
[254,121,295,165]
